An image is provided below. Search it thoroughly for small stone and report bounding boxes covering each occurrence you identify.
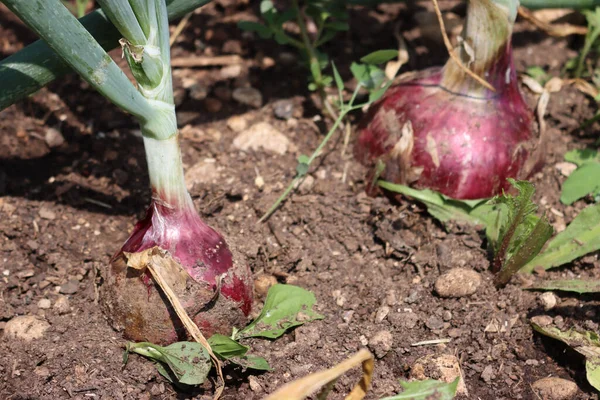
[254,175,265,190]
[426,315,445,330]
[375,306,390,322]
[539,292,557,310]
[442,310,453,321]
[34,366,51,378]
[232,87,262,108]
[405,290,420,304]
[273,99,295,120]
[185,160,220,190]
[4,315,50,341]
[434,268,481,298]
[233,122,290,155]
[389,312,419,329]
[410,354,468,396]
[220,64,242,79]
[37,299,51,310]
[254,274,277,298]
[227,115,248,132]
[189,83,209,100]
[531,315,553,327]
[480,365,494,383]
[555,162,577,177]
[448,328,462,338]
[532,377,578,400]
[53,295,70,315]
[59,280,79,295]
[248,376,263,392]
[222,39,242,54]
[38,207,56,220]
[296,175,315,194]
[368,330,393,359]
[44,128,65,148]
[204,98,223,113]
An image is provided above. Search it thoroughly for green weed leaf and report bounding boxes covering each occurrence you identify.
[532,324,600,391]
[522,203,600,272]
[350,62,385,90]
[560,162,600,205]
[380,378,459,400]
[237,21,273,39]
[360,49,399,65]
[126,342,211,386]
[490,179,553,285]
[564,148,600,166]
[207,334,248,360]
[238,284,324,339]
[528,279,600,293]
[231,354,272,371]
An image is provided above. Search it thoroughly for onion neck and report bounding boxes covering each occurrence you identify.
[441,0,519,98]
[143,133,194,211]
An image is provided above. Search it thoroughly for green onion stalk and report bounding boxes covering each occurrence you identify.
[2,0,252,344]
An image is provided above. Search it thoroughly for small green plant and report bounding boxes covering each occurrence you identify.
[61,0,93,18]
[259,52,397,222]
[238,0,349,102]
[124,284,324,386]
[560,148,600,205]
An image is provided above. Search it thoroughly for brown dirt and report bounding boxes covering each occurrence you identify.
[1,2,600,399]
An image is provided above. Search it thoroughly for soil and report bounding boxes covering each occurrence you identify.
[1,1,600,399]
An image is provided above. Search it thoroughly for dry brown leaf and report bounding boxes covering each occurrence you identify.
[518,6,587,37]
[261,349,374,400]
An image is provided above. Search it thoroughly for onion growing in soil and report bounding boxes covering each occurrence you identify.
[355,0,543,200]
[1,0,253,346]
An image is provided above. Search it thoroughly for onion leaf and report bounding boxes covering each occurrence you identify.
[528,279,600,293]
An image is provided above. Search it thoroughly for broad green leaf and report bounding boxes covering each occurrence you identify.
[368,81,392,104]
[521,203,600,272]
[360,49,399,65]
[377,180,493,226]
[324,21,349,31]
[126,342,211,386]
[238,284,324,339]
[350,62,386,90]
[237,21,273,39]
[560,162,600,205]
[380,378,459,400]
[529,279,600,293]
[207,334,248,360]
[273,31,291,45]
[231,354,272,371]
[532,324,600,391]
[564,148,600,166]
[490,179,552,285]
[526,66,548,85]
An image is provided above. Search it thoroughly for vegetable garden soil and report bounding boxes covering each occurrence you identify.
[1,2,600,399]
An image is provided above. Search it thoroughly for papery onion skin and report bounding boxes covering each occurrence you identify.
[355,0,542,200]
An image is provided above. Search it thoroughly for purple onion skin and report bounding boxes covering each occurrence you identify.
[102,189,253,345]
[355,44,541,200]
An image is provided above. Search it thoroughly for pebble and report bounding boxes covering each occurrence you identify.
[220,65,242,79]
[254,274,277,298]
[59,280,79,295]
[532,377,578,400]
[44,128,65,148]
[38,207,56,220]
[273,99,295,120]
[389,312,419,329]
[222,40,242,54]
[434,268,481,298]
[227,115,248,132]
[426,315,445,330]
[232,87,262,108]
[184,159,220,190]
[296,175,315,194]
[203,98,222,113]
[411,354,468,396]
[555,162,577,177]
[531,315,553,327]
[233,122,290,155]
[540,292,557,310]
[248,376,263,392]
[4,315,50,341]
[37,299,52,310]
[375,306,390,323]
[480,365,494,383]
[188,83,208,100]
[368,330,393,359]
[54,295,70,314]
